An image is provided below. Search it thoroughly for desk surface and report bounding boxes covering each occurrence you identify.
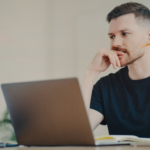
[3,145,150,150]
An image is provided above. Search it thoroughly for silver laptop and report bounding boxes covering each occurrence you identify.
[1,78,130,146]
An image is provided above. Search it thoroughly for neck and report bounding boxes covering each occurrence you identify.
[128,50,150,80]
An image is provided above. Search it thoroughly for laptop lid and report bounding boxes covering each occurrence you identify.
[1,78,95,146]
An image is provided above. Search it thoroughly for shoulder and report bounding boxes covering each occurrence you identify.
[96,66,127,86]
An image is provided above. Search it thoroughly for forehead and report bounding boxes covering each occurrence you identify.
[108,13,140,34]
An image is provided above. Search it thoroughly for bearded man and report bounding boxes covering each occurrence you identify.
[82,2,150,137]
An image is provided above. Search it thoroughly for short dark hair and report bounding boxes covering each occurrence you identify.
[106,2,150,23]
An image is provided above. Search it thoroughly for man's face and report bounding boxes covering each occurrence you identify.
[108,13,147,67]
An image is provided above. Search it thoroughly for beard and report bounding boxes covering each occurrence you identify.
[113,47,144,67]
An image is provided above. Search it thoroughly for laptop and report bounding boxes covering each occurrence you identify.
[1,78,130,146]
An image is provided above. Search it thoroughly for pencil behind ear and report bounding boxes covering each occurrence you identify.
[141,43,150,48]
[141,29,150,48]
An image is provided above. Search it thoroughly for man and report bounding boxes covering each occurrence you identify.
[82,2,150,138]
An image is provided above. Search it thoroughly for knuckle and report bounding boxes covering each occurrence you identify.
[101,47,107,50]
[108,51,113,56]
[99,47,106,53]
[113,51,117,55]
[111,50,116,55]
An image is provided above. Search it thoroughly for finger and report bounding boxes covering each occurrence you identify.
[112,57,116,69]
[111,53,117,69]
[114,53,121,67]
[105,50,118,69]
[113,54,117,69]
[108,53,116,69]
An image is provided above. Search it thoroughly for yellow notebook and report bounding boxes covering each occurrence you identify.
[95,135,150,145]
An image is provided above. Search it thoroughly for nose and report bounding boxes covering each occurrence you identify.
[111,36,122,48]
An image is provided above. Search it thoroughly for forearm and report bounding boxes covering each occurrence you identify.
[81,69,99,115]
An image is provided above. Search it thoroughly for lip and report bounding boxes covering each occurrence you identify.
[118,55,123,58]
[118,53,126,58]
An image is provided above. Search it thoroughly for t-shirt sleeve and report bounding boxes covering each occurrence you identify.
[90,80,107,125]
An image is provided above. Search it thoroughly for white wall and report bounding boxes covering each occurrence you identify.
[0,0,51,117]
[0,0,149,137]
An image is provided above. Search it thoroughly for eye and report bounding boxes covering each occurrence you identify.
[110,35,115,39]
[122,32,128,36]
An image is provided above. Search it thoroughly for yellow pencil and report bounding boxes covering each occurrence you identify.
[141,43,150,48]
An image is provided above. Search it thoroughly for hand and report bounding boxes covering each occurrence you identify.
[88,47,125,74]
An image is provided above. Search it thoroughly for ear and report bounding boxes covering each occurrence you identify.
[147,29,150,43]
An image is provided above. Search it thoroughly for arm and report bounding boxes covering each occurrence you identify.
[81,69,104,130]
[81,48,123,130]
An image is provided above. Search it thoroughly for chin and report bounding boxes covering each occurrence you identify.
[120,59,128,67]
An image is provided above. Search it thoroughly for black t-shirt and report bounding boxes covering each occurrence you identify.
[90,66,150,138]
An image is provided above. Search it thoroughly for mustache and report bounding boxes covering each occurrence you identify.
[112,47,128,53]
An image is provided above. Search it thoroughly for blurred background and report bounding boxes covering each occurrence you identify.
[0,0,149,142]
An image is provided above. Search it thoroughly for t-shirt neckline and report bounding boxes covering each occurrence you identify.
[124,66,150,85]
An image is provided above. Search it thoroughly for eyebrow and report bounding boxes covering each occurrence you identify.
[108,29,130,35]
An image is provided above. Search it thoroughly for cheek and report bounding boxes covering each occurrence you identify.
[124,34,142,50]
[130,35,145,50]
[110,42,113,49]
